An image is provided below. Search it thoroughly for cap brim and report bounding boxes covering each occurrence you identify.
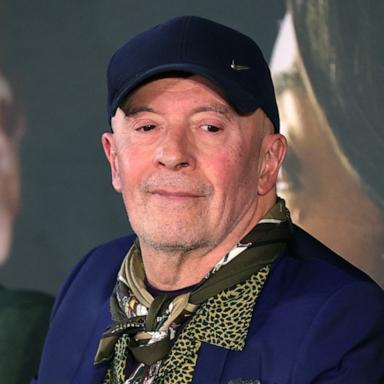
[110,63,262,119]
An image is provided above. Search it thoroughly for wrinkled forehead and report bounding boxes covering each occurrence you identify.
[111,73,273,143]
[113,72,276,138]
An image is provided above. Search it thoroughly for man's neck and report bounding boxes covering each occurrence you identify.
[139,194,277,290]
[140,242,228,290]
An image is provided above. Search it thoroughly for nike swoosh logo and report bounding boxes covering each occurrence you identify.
[231,59,250,71]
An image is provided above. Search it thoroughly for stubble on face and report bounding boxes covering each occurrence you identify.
[128,172,216,254]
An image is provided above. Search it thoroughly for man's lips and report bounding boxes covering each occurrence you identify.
[148,189,205,199]
[142,174,212,198]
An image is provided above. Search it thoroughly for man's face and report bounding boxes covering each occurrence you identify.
[103,76,277,254]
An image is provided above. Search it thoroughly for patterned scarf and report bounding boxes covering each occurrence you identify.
[95,198,292,384]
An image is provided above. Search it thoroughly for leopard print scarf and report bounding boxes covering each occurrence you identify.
[96,198,292,384]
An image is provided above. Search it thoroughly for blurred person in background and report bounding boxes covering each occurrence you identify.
[0,71,53,384]
[271,0,384,286]
[0,71,21,265]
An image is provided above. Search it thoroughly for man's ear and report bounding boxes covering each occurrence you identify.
[257,134,287,195]
[101,132,122,192]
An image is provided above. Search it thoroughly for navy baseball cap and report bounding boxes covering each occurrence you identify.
[107,16,280,132]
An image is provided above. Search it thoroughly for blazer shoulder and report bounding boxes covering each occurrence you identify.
[260,224,384,316]
[286,224,377,286]
[51,234,136,318]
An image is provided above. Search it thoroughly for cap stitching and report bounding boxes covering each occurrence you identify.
[179,16,192,62]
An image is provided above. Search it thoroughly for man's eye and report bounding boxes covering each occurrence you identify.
[201,124,221,133]
[136,124,156,132]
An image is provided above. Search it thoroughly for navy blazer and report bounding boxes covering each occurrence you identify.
[32,226,384,384]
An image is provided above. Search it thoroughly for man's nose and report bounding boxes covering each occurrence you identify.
[153,129,195,171]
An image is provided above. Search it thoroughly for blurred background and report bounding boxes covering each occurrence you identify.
[0,0,383,296]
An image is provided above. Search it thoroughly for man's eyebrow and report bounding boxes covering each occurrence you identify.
[121,105,156,117]
[191,104,234,121]
[120,103,234,120]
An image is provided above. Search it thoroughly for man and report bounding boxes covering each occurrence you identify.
[0,72,22,266]
[33,16,384,384]
[0,71,53,383]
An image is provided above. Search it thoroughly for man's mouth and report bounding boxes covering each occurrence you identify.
[149,189,205,199]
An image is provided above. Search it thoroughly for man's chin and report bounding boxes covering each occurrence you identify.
[138,233,210,254]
